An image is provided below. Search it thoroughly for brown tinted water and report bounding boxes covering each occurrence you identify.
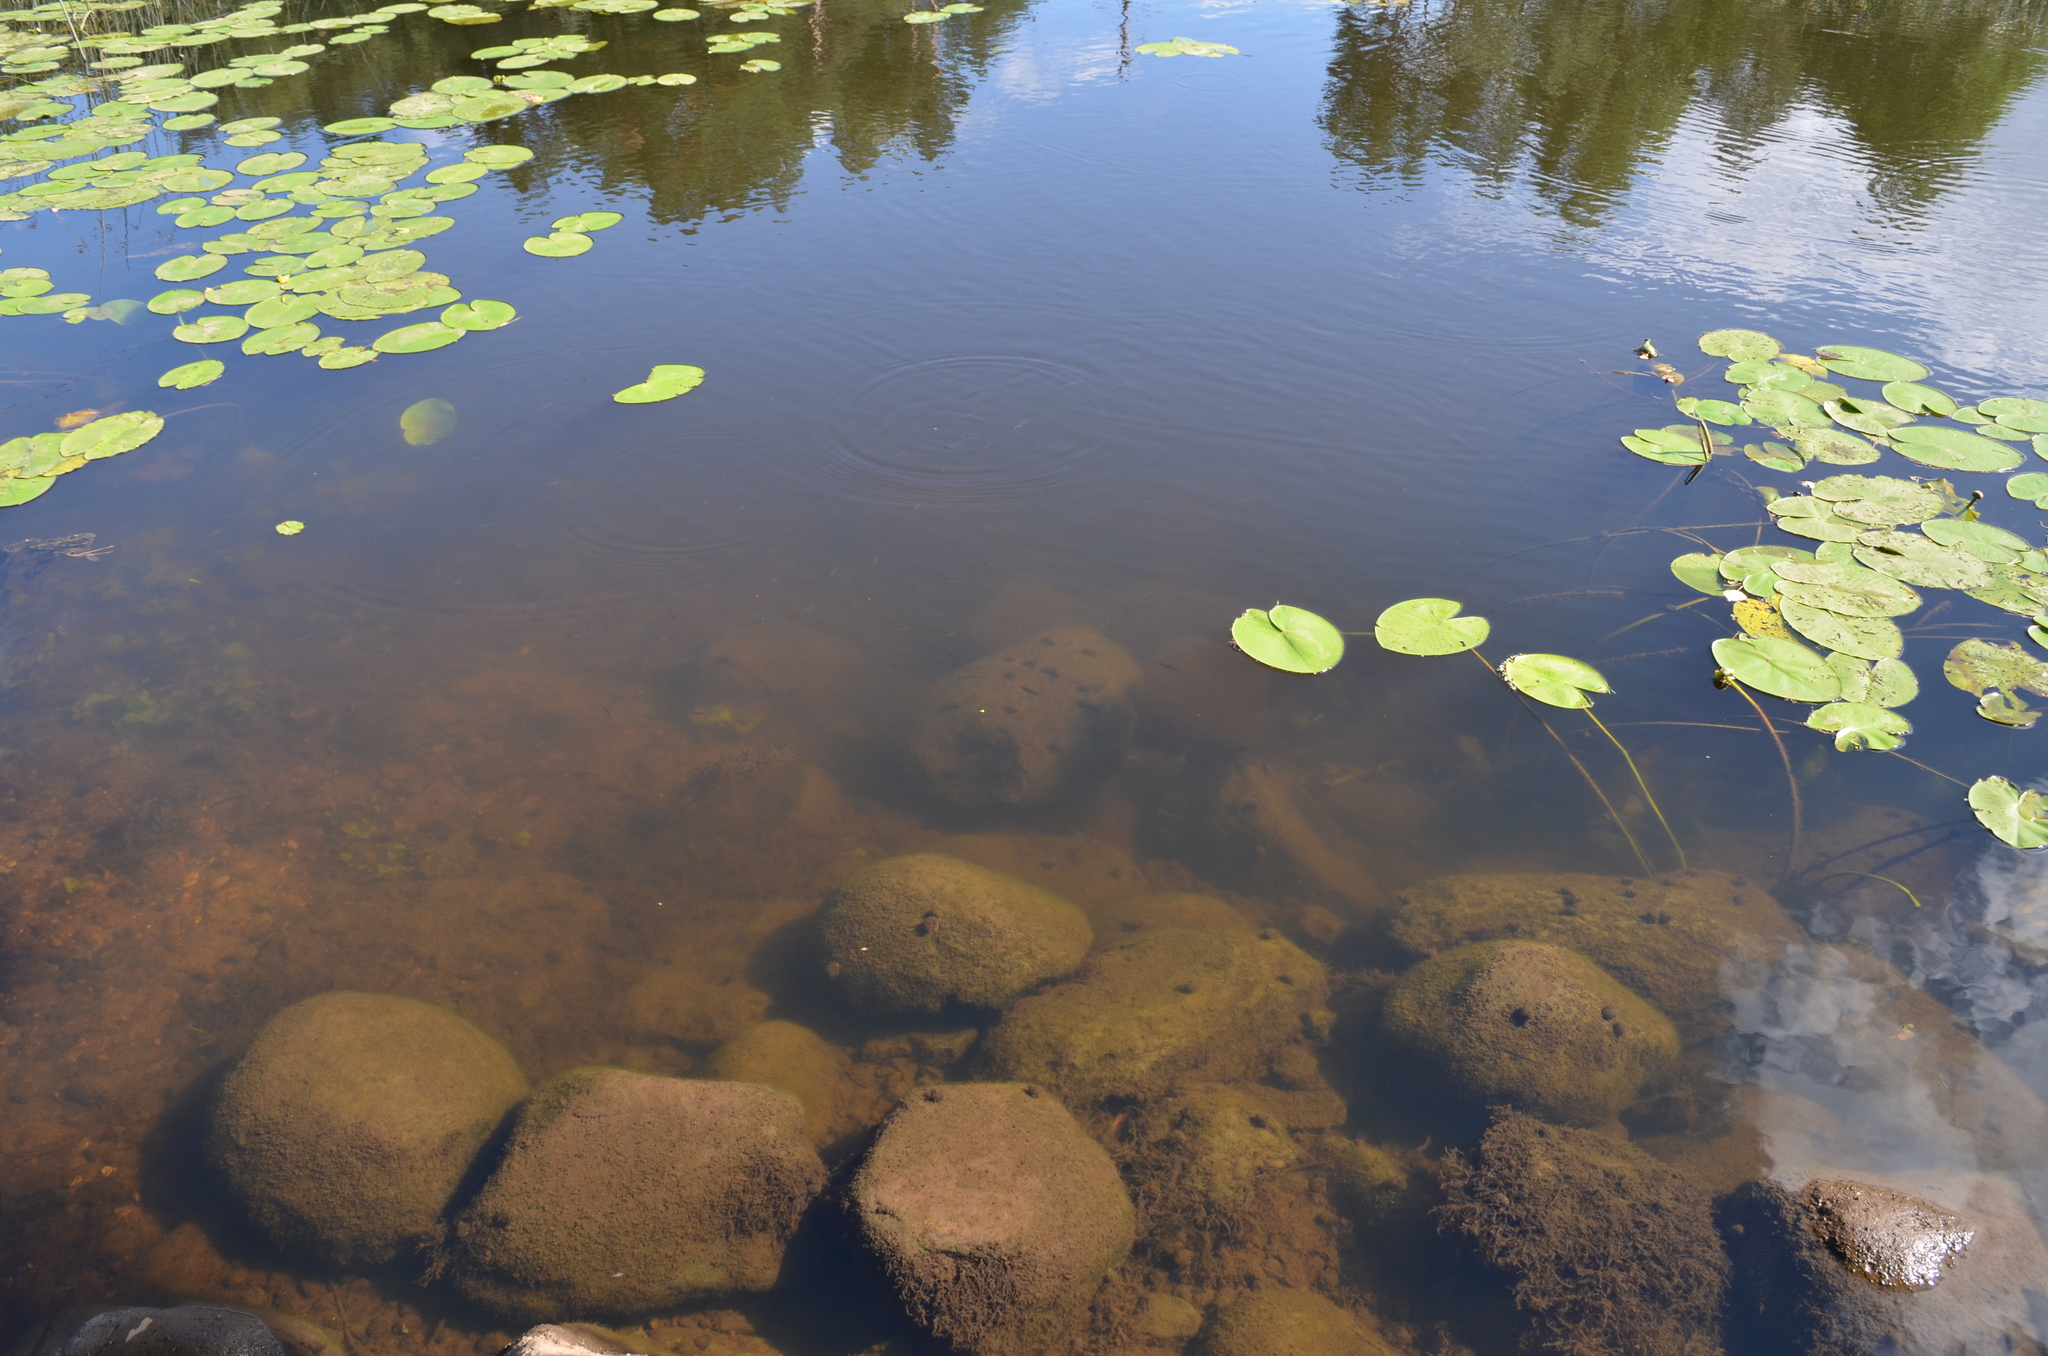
[3,0,2048,1351]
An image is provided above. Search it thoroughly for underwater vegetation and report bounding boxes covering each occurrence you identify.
[1234,329,2048,861]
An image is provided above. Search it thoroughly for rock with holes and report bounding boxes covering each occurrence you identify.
[1196,1289,1402,1356]
[969,928,1329,1106]
[850,1083,1135,1356]
[447,1068,825,1322]
[206,992,529,1268]
[46,1307,287,1356]
[1381,940,1678,1126]
[817,854,1093,1016]
[903,627,1141,810]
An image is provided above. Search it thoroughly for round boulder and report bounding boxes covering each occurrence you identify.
[850,1083,1135,1356]
[449,1068,825,1322]
[206,991,529,1267]
[904,626,1141,809]
[818,854,1092,1015]
[1381,940,1677,1125]
[1197,1290,1398,1356]
[702,1019,847,1145]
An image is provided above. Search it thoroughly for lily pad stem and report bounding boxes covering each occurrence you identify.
[1583,707,1687,870]
[1470,648,1655,875]
[1722,676,1802,872]
[1807,869,1922,909]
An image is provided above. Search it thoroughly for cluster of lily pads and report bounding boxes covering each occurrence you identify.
[0,410,165,506]
[902,3,983,26]
[1233,330,2048,858]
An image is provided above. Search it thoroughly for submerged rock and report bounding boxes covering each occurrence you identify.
[1124,1086,1297,1221]
[1088,892,1256,943]
[49,1307,285,1356]
[849,1083,1134,1356]
[903,626,1141,810]
[817,854,1093,1015]
[1195,1289,1398,1356]
[1387,869,1796,1040]
[702,1019,847,1145]
[1439,1109,1729,1356]
[1805,1179,1974,1290]
[970,928,1329,1106]
[1381,939,1678,1126]
[1159,756,1383,915]
[206,991,529,1268]
[448,1068,824,1323]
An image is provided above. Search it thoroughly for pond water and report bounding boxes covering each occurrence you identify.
[3,0,2048,1351]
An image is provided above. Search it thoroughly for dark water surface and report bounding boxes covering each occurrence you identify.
[3,0,2048,1350]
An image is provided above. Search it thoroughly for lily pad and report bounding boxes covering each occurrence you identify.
[1669,553,1725,595]
[1699,329,1781,362]
[1674,396,1749,426]
[1231,604,1344,674]
[155,253,227,281]
[553,210,623,232]
[1964,567,2048,616]
[246,293,322,327]
[1882,381,1958,416]
[1722,544,1812,596]
[1135,36,1241,57]
[1825,397,1912,438]
[441,298,515,330]
[1808,474,1940,526]
[1886,425,2025,473]
[2006,471,2048,508]
[1789,425,1879,465]
[318,346,379,369]
[1853,529,1994,589]
[1711,635,1839,703]
[1770,560,1921,617]
[738,58,780,71]
[1826,653,1918,708]
[157,358,223,388]
[1807,701,1911,751]
[1943,639,2048,698]
[453,92,530,121]
[566,73,629,93]
[463,145,537,171]
[1777,598,1902,661]
[203,278,281,305]
[147,288,205,314]
[1500,653,1608,709]
[1970,777,2048,849]
[372,321,462,353]
[236,151,306,176]
[1768,495,1864,542]
[401,397,456,445]
[275,519,305,535]
[1922,518,2027,564]
[524,230,592,257]
[1815,344,1928,382]
[61,410,163,459]
[323,116,398,134]
[173,313,249,343]
[1977,692,2040,728]
[1733,597,1789,639]
[1743,387,1830,429]
[1977,397,2048,434]
[242,320,319,354]
[1620,425,1709,465]
[0,476,54,506]
[1373,597,1490,655]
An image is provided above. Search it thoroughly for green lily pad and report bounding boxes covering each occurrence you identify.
[1825,397,1913,438]
[1787,425,1879,465]
[242,320,319,355]
[61,410,163,460]
[235,151,307,177]
[203,278,281,305]
[1815,344,1928,382]
[1964,567,2048,616]
[173,313,249,343]
[1922,517,2027,564]
[155,253,226,281]
[1969,777,2048,848]
[1777,598,1902,661]
[1698,329,1781,361]
[162,113,216,130]
[1943,639,2048,697]
[157,358,223,388]
[453,92,530,122]
[739,58,780,71]
[1770,561,1921,617]
[372,321,462,353]
[1972,398,2048,434]
[147,288,205,314]
[2007,471,2048,508]
[1134,36,1241,56]
[1807,701,1911,751]
[1231,605,1344,674]
[524,231,592,257]
[1882,381,1957,416]
[1853,529,1994,589]
[323,116,398,134]
[1711,635,1839,703]
[655,72,698,85]
[1826,653,1917,708]
[566,74,629,93]
[1886,424,2025,473]
[1669,553,1726,595]
[1768,495,1864,542]
[464,145,535,168]
[1372,597,1490,655]
[1977,692,2040,728]
[1674,396,1749,426]
[553,210,623,232]
[609,363,706,403]
[149,91,220,112]
[400,397,457,446]
[1743,387,1830,430]
[1744,441,1806,472]
[654,7,699,16]
[1721,544,1813,596]
[1500,653,1608,709]
[244,293,322,328]
[1808,474,1941,526]
[1728,360,1811,391]
[0,476,55,506]
[275,519,306,535]
[442,298,515,330]
[425,163,491,185]
[176,204,236,228]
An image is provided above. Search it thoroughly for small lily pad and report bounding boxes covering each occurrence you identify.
[1815,344,1929,382]
[1808,474,1941,527]
[1978,692,2040,728]
[553,211,623,232]
[173,313,250,344]
[155,253,227,281]
[1698,328,1781,361]
[1135,36,1241,56]
[246,293,323,328]
[1232,605,1344,674]
[613,363,707,402]
[400,397,457,445]
[1788,425,1880,465]
[1743,387,1831,430]
[236,151,307,176]
[465,145,537,169]
[372,321,463,353]
[1943,639,2048,698]
[242,321,320,355]
[147,288,205,314]
[1882,381,1957,416]
[1500,653,1609,709]
[1978,397,2048,434]
[324,116,398,134]
[1970,777,2048,849]
[1778,598,1902,661]
[454,92,530,121]
[1767,495,1864,542]
[1711,635,1839,703]
[318,346,378,369]
[524,231,592,256]
[1669,553,1725,595]
[61,410,165,460]
[1807,702,1910,751]
[1853,529,1994,589]
[1373,597,1490,655]
[441,298,515,330]
[1922,517,2028,564]
[275,519,305,535]
[1674,396,1749,426]
[1826,653,1918,708]
[2006,471,2048,508]
[158,358,223,389]
[203,278,281,306]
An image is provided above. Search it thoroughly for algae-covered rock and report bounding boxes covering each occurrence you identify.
[850,1083,1134,1356]
[970,928,1329,1106]
[904,626,1141,809]
[50,1307,286,1356]
[1089,892,1255,944]
[818,854,1092,1015]
[1126,1086,1296,1218]
[448,1068,824,1323]
[206,991,529,1268]
[702,1020,846,1145]
[1440,1109,1729,1356]
[1196,1289,1399,1356]
[1382,940,1678,1126]
[1388,870,1796,1040]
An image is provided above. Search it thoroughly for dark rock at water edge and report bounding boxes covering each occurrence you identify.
[206,991,530,1268]
[849,1082,1135,1356]
[903,627,1141,810]
[969,927,1330,1106]
[816,854,1093,1016]
[447,1068,825,1323]
[1439,1108,1729,1356]
[45,1307,284,1356]
[1381,939,1679,1126]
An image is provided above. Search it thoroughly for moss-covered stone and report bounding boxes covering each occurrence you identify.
[206,992,528,1268]
[1089,893,1255,944]
[1196,1290,1398,1356]
[850,1083,1134,1356]
[448,1068,824,1323]
[817,854,1092,1015]
[1381,940,1678,1126]
[1387,870,1796,1041]
[1126,1086,1296,1218]
[1440,1109,1729,1356]
[701,1020,845,1145]
[970,929,1329,1106]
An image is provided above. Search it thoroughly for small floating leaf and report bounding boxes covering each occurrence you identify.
[242,321,320,355]
[1978,692,2040,728]
[1943,639,2048,697]
[1788,426,1879,466]
[1232,605,1344,674]
[1500,653,1608,709]
[319,346,378,369]
[1674,396,1749,426]
[567,74,630,92]
[1853,529,1995,589]
[1669,553,1726,595]
[0,477,55,506]
[1698,329,1781,361]
[401,396,457,445]
[173,313,249,344]
[613,364,707,403]
[1767,495,1864,542]
[2006,471,2048,508]
[1922,518,2027,564]
[61,410,164,460]
[1778,599,1902,661]
[1135,36,1241,56]
[1771,561,1921,617]
[1969,777,2048,849]
[236,150,306,176]
[155,253,227,281]
[1721,544,1812,597]
[1743,387,1830,429]
[148,288,205,314]
[1373,597,1490,655]
[1882,381,1958,416]
[1711,635,1839,703]
[524,231,592,257]
[464,146,536,169]
[275,519,305,535]
[553,211,623,232]
[1826,653,1918,708]
[1815,344,1929,383]
[372,321,463,353]
[1808,474,1941,527]
[204,278,282,306]
[454,92,531,121]
[739,58,780,71]
[158,358,223,389]
[246,293,323,328]
[1977,397,2048,434]
[441,298,515,330]
[1807,702,1910,751]
[1733,597,1789,639]
[324,116,398,134]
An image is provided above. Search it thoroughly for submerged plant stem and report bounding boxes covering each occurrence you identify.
[1885,751,1970,788]
[1584,707,1686,870]
[1810,869,1923,909]
[1725,678,1801,872]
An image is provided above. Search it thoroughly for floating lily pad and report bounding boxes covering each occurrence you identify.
[372,321,462,353]
[0,476,54,506]
[1669,553,1725,595]
[1808,474,1941,526]
[203,278,281,305]
[1806,701,1910,751]
[242,320,319,354]
[1778,598,1902,661]
[464,145,535,168]
[147,288,205,314]
[1768,495,1864,542]
[1977,692,2039,728]
[324,116,398,134]
[1698,328,1780,362]
[1922,517,2027,563]
[1963,567,2048,616]
[155,253,227,282]
[611,363,706,403]
[1620,424,1710,465]
[1711,635,1838,703]
[173,313,249,343]
[61,410,163,460]
[1721,544,1813,597]
[1788,425,1879,465]
[1733,597,1789,639]
[236,150,306,176]
[655,72,698,84]
[441,298,515,330]
[1826,653,1917,708]
[1882,381,1957,416]
[1943,639,2048,698]
[524,230,592,257]
[1853,529,1994,589]
[1979,397,2048,434]
[2007,472,2048,508]
[1825,396,1912,438]
[157,358,223,388]
[1674,396,1749,426]
[425,163,490,185]
[1499,653,1608,709]
[1743,387,1830,429]
[1373,597,1490,655]
[1970,777,2048,849]
[453,92,530,121]
[738,58,780,71]
[567,73,629,92]
[1231,604,1343,674]
[653,7,699,16]
[1885,424,2026,473]
[553,210,623,232]
[275,518,305,535]
[1770,560,1921,616]
[1815,344,1929,382]
[400,396,457,445]
[1134,36,1241,56]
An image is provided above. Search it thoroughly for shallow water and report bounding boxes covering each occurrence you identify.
[2,0,2047,1350]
